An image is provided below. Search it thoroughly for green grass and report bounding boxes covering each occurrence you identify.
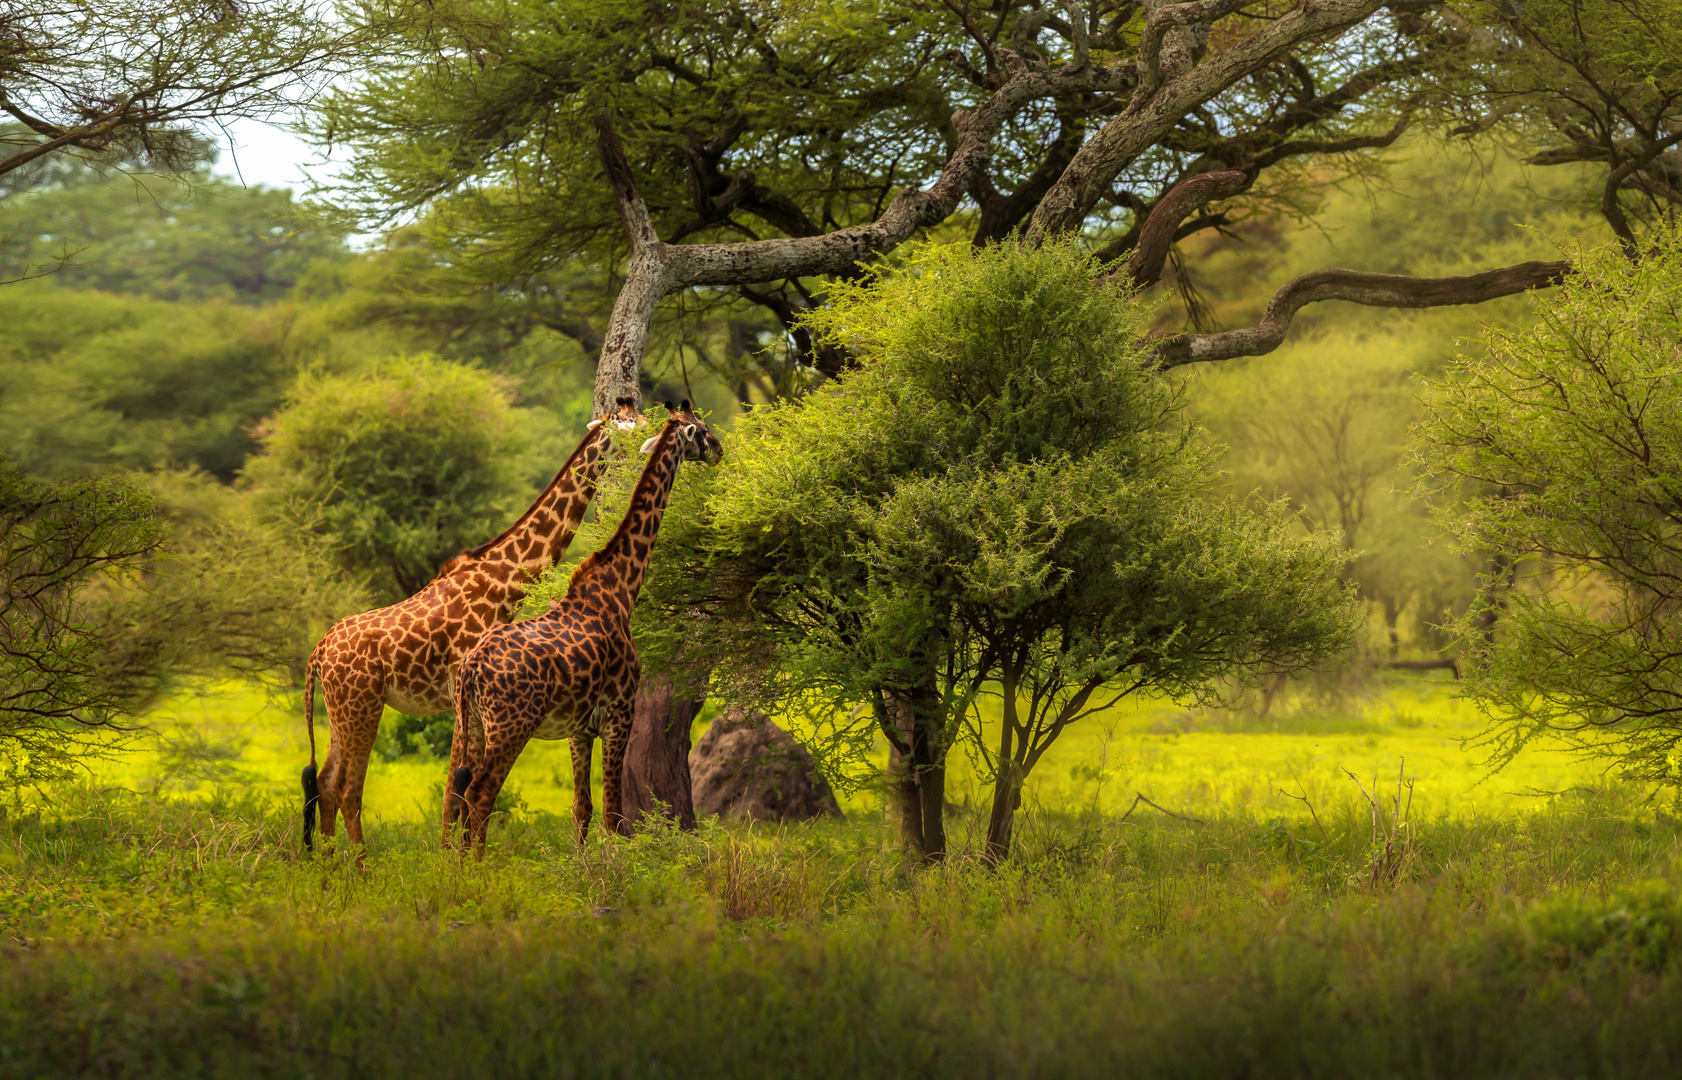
[88,671,1605,837]
[3,677,1678,1077]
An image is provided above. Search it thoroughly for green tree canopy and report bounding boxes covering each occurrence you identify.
[245,355,563,603]
[608,240,1357,862]
[0,285,296,482]
[1416,226,1682,784]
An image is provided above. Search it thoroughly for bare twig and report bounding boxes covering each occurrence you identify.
[1279,768,1328,841]
[1119,791,1205,824]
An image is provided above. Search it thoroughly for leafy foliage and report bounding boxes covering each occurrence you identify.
[0,285,298,481]
[1446,0,1682,249]
[0,1,394,183]
[617,239,1357,860]
[245,355,563,603]
[1416,227,1682,782]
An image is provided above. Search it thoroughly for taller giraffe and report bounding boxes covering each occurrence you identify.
[301,398,645,851]
[443,403,722,850]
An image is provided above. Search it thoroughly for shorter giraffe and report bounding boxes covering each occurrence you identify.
[301,399,644,852]
[444,403,722,850]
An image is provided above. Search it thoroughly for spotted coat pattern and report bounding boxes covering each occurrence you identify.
[444,409,722,849]
[302,403,643,850]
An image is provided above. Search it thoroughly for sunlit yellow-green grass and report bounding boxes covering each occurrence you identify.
[9,675,1681,1079]
[80,671,1605,840]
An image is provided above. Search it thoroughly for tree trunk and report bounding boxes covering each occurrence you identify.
[885,737,925,857]
[983,762,1023,867]
[913,721,947,862]
[883,680,947,863]
[619,679,702,832]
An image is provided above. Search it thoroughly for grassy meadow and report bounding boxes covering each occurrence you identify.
[6,676,1682,1077]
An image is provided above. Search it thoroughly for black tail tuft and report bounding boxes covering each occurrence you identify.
[451,766,473,802]
[302,762,320,851]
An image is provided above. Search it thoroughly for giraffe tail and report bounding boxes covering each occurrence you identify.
[301,650,321,852]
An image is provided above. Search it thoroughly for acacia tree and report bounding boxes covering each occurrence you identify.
[0,1,401,181]
[629,241,1356,860]
[1416,229,1682,784]
[1444,0,1682,259]
[0,463,161,785]
[315,0,1581,407]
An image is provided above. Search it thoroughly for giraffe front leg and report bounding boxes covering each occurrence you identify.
[569,734,593,846]
[599,698,635,838]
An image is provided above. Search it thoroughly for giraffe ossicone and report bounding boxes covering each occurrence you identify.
[299,399,645,854]
[443,404,722,851]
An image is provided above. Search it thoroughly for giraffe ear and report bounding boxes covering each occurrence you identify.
[638,435,661,454]
[587,418,604,430]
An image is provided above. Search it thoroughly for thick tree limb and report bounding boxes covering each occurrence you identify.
[1105,168,1248,287]
[1029,0,1391,240]
[589,57,1136,411]
[1154,261,1571,369]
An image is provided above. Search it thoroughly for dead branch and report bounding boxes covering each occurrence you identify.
[1119,791,1205,824]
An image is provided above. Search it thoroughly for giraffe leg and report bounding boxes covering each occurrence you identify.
[464,723,534,854]
[325,703,382,856]
[599,697,635,838]
[315,743,342,852]
[569,734,593,846]
[319,668,384,857]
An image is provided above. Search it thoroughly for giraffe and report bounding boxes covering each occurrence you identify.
[300,398,646,853]
[442,402,722,851]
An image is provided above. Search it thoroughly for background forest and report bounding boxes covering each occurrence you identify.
[5,0,1682,1074]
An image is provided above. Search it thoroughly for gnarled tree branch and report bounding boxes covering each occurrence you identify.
[589,55,1137,412]
[1029,0,1391,240]
[1105,168,1248,287]
[1154,261,1572,369]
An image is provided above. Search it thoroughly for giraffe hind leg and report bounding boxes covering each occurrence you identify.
[315,743,342,851]
[569,734,594,846]
[599,698,635,838]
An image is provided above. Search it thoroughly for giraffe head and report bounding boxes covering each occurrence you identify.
[590,396,648,434]
[640,399,723,465]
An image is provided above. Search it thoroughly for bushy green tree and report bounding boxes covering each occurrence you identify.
[0,463,162,785]
[90,470,369,710]
[627,241,1357,862]
[245,355,560,603]
[1416,228,1682,783]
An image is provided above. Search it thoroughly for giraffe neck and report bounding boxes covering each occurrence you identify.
[565,422,685,611]
[468,424,614,597]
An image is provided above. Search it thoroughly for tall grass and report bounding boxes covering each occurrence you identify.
[4,783,1682,1076]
